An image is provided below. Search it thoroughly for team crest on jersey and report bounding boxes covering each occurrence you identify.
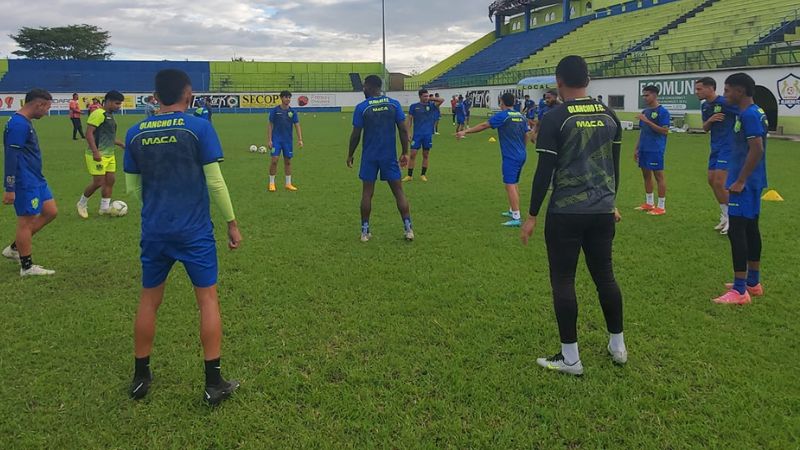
[713,105,722,113]
[777,73,800,109]
[650,112,658,119]
[734,118,741,133]
[289,112,294,118]
[31,197,39,209]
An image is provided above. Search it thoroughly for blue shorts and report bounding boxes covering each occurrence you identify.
[729,187,762,219]
[14,183,53,216]
[140,236,218,289]
[411,134,433,150]
[456,116,466,125]
[271,141,293,158]
[359,158,401,182]
[502,157,526,184]
[710,149,730,171]
[638,152,664,171]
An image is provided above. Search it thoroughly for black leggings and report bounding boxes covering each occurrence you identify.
[544,213,623,344]
[727,215,761,272]
[71,118,85,139]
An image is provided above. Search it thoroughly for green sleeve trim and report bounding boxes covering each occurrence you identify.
[125,173,142,202]
[203,162,235,222]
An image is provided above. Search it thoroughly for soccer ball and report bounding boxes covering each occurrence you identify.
[258,146,267,154]
[249,145,258,153]
[110,200,128,217]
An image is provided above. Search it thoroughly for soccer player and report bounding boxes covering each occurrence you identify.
[634,85,670,216]
[76,91,125,219]
[523,94,537,129]
[464,96,473,126]
[193,97,212,122]
[521,55,625,376]
[267,90,303,192]
[513,96,522,112]
[69,93,86,140]
[2,89,58,276]
[533,90,560,139]
[696,77,737,234]
[347,75,414,242]
[713,73,768,305]
[432,93,442,135]
[455,95,467,132]
[124,69,241,405]
[403,89,444,182]
[144,95,159,117]
[456,93,530,227]
[88,98,101,114]
[450,95,458,125]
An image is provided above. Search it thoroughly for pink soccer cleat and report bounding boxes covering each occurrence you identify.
[713,289,752,305]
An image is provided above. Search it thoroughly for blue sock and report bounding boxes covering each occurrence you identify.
[361,220,369,234]
[746,270,760,287]
[732,277,747,295]
[403,217,412,232]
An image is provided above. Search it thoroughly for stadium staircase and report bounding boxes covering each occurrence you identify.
[426,17,592,88]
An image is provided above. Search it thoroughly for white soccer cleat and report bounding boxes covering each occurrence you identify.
[77,202,89,219]
[98,208,112,216]
[714,214,727,231]
[536,353,584,376]
[20,265,55,277]
[607,345,628,365]
[2,245,20,262]
[360,232,372,243]
[404,229,415,241]
[720,220,729,235]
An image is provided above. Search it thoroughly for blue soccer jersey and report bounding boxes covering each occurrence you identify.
[4,113,46,192]
[638,105,670,153]
[352,96,405,161]
[701,96,737,158]
[124,112,224,241]
[269,106,299,144]
[464,99,472,116]
[489,109,529,162]
[728,104,768,190]
[409,102,437,136]
[513,100,522,112]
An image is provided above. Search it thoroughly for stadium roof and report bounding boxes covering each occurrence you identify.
[488,0,562,19]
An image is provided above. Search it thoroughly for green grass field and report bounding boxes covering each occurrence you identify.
[1,112,798,448]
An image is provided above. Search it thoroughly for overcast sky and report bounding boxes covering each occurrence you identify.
[0,0,496,74]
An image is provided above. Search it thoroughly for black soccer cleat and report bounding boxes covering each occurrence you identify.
[129,374,153,400]
[204,379,240,406]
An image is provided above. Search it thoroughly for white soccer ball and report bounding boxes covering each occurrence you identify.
[110,200,128,217]
[249,145,258,153]
[258,146,267,154]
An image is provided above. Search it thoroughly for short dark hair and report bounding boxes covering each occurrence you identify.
[524,95,530,99]
[364,75,382,89]
[500,92,515,107]
[555,55,590,88]
[72,92,79,97]
[434,93,440,97]
[25,89,52,103]
[546,89,558,97]
[155,69,192,106]
[280,90,292,98]
[725,73,756,97]
[105,90,124,102]
[695,77,717,89]
[643,85,659,95]
[418,88,428,96]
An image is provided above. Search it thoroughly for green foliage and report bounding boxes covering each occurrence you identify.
[9,24,112,60]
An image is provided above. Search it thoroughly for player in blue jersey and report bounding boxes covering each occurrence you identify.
[464,96,473,125]
[523,94,538,129]
[533,90,559,140]
[2,89,58,276]
[347,75,414,242]
[193,97,212,122]
[432,93,442,135]
[713,73,768,305]
[457,93,532,227]
[634,85,670,216]
[696,77,738,234]
[124,69,241,406]
[403,89,444,182]
[267,90,304,192]
[455,95,467,132]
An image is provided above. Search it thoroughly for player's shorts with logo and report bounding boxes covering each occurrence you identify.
[638,151,664,171]
[14,183,53,216]
[728,187,762,219]
[359,158,401,182]
[140,235,218,289]
[709,149,730,171]
[271,140,294,158]
[85,154,117,175]
[411,134,433,150]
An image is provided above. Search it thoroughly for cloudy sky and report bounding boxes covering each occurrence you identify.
[0,0,496,74]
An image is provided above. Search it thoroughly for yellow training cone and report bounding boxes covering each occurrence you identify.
[762,189,784,201]
[488,137,497,143]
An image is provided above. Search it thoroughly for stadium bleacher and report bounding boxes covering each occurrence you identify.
[209,62,383,92]
[404,32,497,90]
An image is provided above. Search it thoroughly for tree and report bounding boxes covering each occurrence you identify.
[10,24,112,60]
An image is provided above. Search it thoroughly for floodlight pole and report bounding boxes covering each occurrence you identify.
[382,0,388,92]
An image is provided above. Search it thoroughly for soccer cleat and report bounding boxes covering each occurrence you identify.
[204,379,240,406]
[285,184,298,192]
[98,208,112,216]
[129,374,153,400]
[647,208,666,216]
[713,289,752,305]
[404,229,415,241]
[20,265,55,277]
[77,202,89,219]
[607,345,628,365]
[536,352,584,376]
[725,282,764,297]
[402,175,413,182]
[501,211,514,218]
[420,175,428,182]
[435,132,440,135]
[502,219,522,227]
[634,203,655,212]
[714,216,727,231]
[268,183,276,192]
[2,245,20,262]
[360,232,372,243]
[720,221,729,235]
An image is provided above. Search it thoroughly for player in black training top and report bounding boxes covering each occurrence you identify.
[521,55,626,377]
